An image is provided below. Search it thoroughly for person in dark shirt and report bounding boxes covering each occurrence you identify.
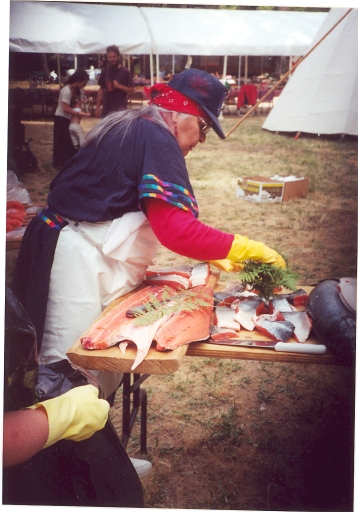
[96,44,135,117]
[12,69,286,402]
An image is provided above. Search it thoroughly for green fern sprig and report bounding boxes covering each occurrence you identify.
[239,260,299,302]
[132,286,212,326]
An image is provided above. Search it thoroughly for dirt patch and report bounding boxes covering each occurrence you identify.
[5,112,357,511]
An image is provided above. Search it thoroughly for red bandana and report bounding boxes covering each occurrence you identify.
[145,83,208,120]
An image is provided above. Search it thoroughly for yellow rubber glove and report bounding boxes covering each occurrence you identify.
[28,385,110,448]
[207,259,244,273]
[226,234,286,268]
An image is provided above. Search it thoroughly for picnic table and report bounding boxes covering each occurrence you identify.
[66,279,338,452]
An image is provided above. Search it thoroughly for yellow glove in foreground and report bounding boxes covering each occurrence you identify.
[28,384,110,448]
[207,259,244,273]
[226,234,286,268]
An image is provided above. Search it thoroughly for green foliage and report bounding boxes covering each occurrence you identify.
[239,260,299,301]
[132,286,212,326]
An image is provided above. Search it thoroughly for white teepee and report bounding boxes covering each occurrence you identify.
[262,8,358,136]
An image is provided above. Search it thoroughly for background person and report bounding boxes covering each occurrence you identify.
[69,97,87,149]
[53,69,90,169]
[12,68,285,405]
[96,44,135,118]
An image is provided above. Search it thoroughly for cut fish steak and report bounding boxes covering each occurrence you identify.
[214,306,241,331]
[234,296,265,331]
[281,311,312,343]
[210,325,240,341]
[155,284,214,351]
[254,317,295,342]
[144,262,210,290]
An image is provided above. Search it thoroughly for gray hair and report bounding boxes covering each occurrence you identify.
[82,106,176,148]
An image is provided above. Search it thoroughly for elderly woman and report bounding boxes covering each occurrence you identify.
[13,69,285,400]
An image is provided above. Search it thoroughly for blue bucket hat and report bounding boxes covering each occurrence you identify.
[168,68,227,139]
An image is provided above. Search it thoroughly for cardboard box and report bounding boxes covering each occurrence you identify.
[236,175,309,203]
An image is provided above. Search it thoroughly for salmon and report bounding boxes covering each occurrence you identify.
[281,311,312,343]
[306,279,356,362]
[144,262,210,290]
[210,324,241,341]
[254,317,295,342]
[214,306,241,331]
[81,285,177,350]
[155,285,214,351]
[144,274,190,290]
[145,265,192,279]
[279,289,309,307]
[234,296,265,331]
[189,262,210,287]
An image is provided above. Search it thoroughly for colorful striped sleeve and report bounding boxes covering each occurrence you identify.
[138,174,199,218]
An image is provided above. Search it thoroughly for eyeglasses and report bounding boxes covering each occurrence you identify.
[198,116,212,135]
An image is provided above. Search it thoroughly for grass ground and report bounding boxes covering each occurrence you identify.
[5,109,357,510]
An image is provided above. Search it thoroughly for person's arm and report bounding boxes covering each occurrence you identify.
[96,88,104,118]
[3,408,49,467]
[113,80,135,95]
[144,198,286,268]
[3,385,110,467]
[61,102,90,118]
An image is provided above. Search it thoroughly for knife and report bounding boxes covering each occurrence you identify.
[208,339,327,355]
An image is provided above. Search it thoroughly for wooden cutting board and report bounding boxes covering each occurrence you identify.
[67,272,219,375]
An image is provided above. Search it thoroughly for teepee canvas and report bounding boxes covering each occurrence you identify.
[262,8,358,136]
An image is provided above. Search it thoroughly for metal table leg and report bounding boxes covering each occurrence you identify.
[122,373,150,452]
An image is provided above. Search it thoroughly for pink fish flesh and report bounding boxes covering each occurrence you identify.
[145,265,192,278]
[281,311,312,343]
[81,285,177,350]
[144,274,190,290]
[278,289,309,307]
[210,324,241,341]
[155,285,214,351]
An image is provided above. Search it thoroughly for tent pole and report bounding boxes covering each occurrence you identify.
[172,55,175,75]
[156,54,160,82]
[150,53,154,86]
[74,54,77,69]
[245,56,248,83]
[223,55,227,81]
[238,56,241,85]
[57,54,61,88]
[225,7,353,138]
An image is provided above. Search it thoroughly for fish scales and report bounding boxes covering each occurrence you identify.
[254,317,295,342]
[281,311,312,343]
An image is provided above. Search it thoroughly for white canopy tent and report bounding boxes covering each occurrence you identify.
[262,8,358,136]
[9,2,327,83]
[140,7,327,57]
[9,1,152,55]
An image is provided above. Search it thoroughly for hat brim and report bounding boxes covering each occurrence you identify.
[202,106,225,139]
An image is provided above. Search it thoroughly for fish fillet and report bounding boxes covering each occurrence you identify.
[155,285,214,351]
[81,285,176,350]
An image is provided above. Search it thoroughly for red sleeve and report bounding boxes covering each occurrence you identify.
[144,198,234,261]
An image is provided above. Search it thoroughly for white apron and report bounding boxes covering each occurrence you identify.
[39,212,161,397]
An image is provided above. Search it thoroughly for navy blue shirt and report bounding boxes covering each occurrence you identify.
[48,117,199,223]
